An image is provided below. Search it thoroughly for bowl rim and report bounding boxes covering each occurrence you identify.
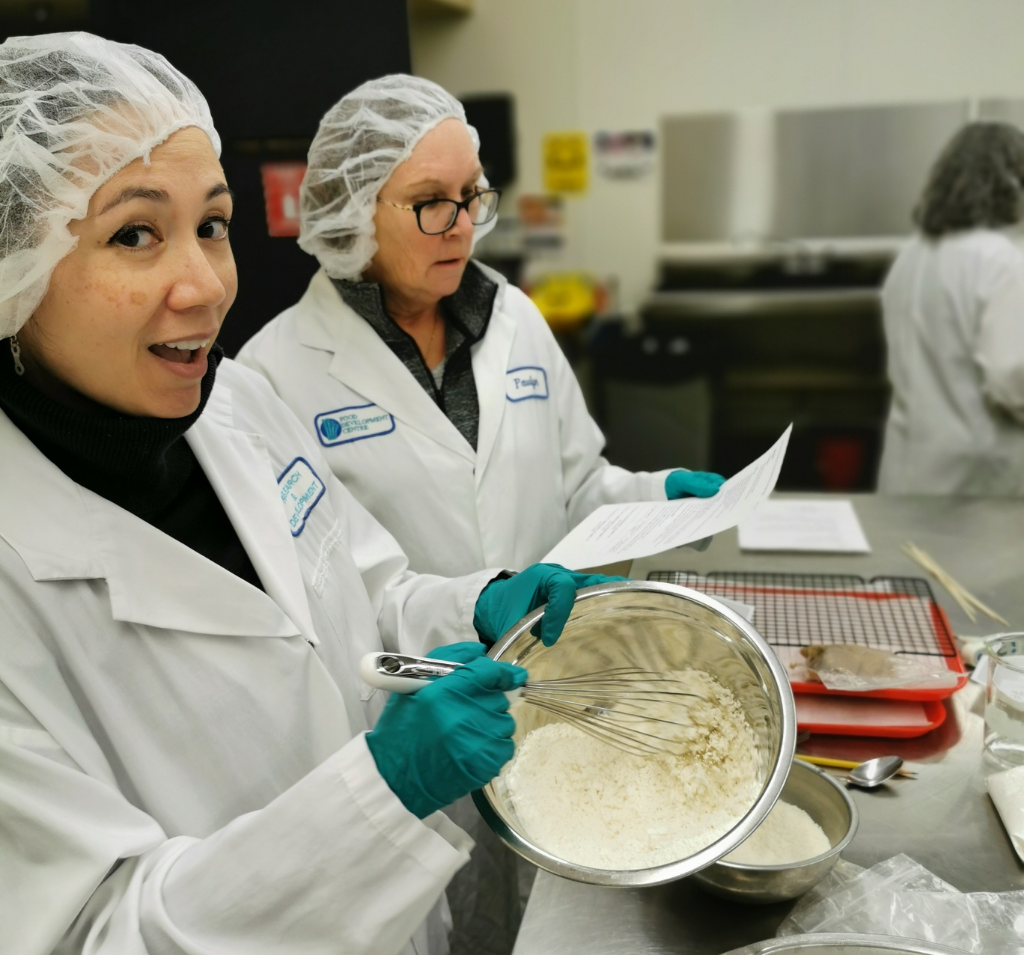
[475,579,798,887]
[705,759,859,872]
[720,933,972,955]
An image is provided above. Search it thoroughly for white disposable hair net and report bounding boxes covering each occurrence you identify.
[0,31,220,338]
[298,73,495,280]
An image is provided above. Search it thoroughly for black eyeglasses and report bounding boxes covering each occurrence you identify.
[377,188,501,235]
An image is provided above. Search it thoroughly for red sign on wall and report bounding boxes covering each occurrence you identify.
[260,162,306,237]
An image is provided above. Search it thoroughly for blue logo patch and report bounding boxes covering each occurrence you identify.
[506,366,549,402]
[277,457,326,537]
[314,403,396,447]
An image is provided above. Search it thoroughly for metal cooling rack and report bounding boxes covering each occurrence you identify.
[646,571,957,658]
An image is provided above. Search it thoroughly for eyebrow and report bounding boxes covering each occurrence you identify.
[98,182,234,215]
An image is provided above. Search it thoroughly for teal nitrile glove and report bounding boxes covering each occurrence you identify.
[474,562,627,648]
[665,470,726,499]
[365,645,527,819]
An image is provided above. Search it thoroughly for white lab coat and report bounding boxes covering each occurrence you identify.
[0,359,499,955]
[236,264,671,577]
[878,230,1024,495]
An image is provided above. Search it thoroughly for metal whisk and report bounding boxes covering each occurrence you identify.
[360,652,708,759]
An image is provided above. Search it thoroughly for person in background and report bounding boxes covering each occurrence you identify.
[236,74,724,954]
[0,33,611,955]
[878,121,1024,495]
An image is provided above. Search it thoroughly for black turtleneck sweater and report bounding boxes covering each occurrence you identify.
[0,342,263,591]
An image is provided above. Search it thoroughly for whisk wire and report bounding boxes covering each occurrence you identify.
[526,699,671,757]
[514,666,708,759]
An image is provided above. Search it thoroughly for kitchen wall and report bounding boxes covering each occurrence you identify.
[410,0,1024,313]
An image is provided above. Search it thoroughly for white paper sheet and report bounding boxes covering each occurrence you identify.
[715,596,755,623]
[738,499,870,553]
[543,424,792,570]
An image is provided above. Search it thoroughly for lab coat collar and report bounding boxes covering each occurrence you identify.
[187,380,320,644]
[470,265,518,481]
[0,397,304,640]
[294,267,509,464]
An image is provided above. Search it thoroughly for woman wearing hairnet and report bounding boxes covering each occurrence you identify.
[0,33,612,955]
[878,122,1024,495]
[236,76,724,953]
[237,75,724,584]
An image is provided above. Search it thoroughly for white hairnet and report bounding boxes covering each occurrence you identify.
[0,31,220,338]
[298,73,495,280]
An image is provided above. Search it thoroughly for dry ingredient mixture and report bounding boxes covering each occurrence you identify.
[502,668,761,870]
[723,799,830,865]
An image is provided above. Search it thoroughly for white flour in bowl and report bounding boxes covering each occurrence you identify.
[502,668,762,870]
[722,800,830,865]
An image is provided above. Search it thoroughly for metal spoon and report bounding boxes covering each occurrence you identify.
[845,755,904,789]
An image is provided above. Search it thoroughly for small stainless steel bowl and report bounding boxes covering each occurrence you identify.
[692,759,858,903]
[721,934,968,954]
[473,580,796,887]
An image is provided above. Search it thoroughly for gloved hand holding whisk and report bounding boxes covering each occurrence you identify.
[365,642,526,818]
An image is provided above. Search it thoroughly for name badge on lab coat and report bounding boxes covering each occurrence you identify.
[314,403,396,447]
[506,366,549,402]
[278,457,326,537]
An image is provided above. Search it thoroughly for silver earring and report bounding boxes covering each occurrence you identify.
[10,334,24,376]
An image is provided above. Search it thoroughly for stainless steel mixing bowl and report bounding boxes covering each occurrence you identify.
[472,580,796,886]
[721,935,970,954]
[692,759,858,902]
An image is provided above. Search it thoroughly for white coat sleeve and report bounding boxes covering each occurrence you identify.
[321,468,499,655]
[977,253,1024,424]
[531,311,672,530]
[2,712,471,955]
[0,620,471,955]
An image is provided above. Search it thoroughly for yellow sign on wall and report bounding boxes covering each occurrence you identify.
[543,131,588,194]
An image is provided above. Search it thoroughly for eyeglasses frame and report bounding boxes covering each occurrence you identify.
[376,188,501,236]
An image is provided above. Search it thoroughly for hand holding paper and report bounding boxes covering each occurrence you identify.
[543,425,793,570]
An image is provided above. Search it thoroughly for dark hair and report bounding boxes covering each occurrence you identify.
[914,122,1024,237]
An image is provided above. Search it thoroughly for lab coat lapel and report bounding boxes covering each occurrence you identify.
[186,384,321,646]
[473,303,517,482]
[297,270,475,463]
[97,501,301,638]
[0,406,299,639]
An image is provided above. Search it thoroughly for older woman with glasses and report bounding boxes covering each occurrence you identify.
[238,73,724,954]
[239,74,723,582]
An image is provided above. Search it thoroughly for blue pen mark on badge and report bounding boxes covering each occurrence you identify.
[277,457,326,537]
[506,366,549,402]
[314,403,396,447]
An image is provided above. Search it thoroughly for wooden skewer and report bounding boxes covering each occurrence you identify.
[902,543,976,621]
[958,589,1011,628]
[903,542,1002,623]
[795,753,917,778]
[903,542,1009,625]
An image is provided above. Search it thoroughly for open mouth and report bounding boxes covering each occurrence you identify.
[149,339,210,364]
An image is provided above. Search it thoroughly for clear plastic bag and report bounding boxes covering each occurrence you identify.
[800,645,960,691]
[777,854,1024,953]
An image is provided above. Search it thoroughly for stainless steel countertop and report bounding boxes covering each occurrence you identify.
[512,494,1024,955]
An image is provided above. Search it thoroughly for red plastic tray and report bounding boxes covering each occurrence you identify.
[795,695,947,738]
